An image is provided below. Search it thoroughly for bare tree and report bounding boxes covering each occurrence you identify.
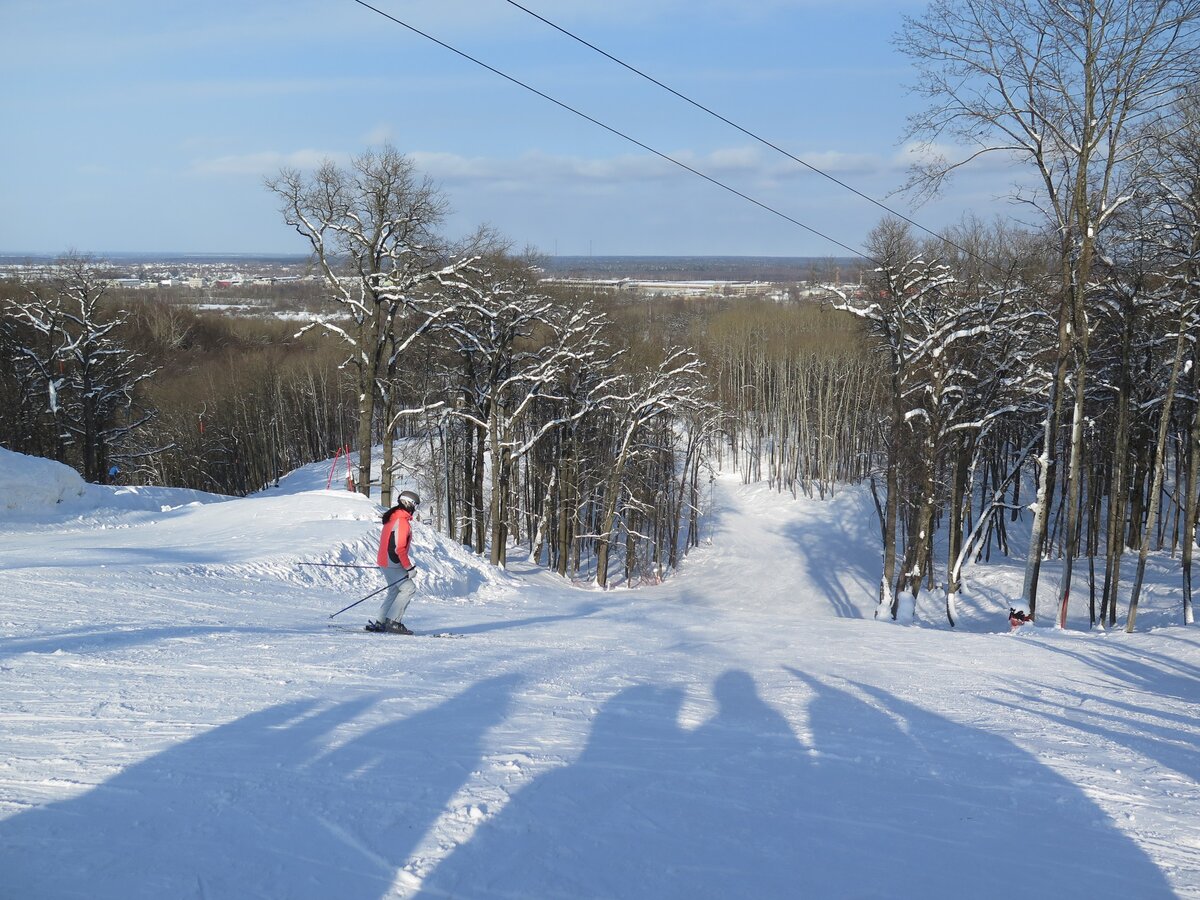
[436,256,619,566]
[898,0,1200,624]
[836,219,958,619]
[6,255,158,482]
[265,144,479,503]
[594,349,708,588]
[1125,88,1200,628]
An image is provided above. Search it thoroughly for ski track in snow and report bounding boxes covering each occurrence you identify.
[1,455,1198,898]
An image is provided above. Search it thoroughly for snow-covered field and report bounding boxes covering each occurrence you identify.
[1,447,1198,899]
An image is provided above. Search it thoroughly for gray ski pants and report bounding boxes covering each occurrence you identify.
[377,567,416,624]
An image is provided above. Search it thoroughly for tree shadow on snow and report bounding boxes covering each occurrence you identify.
[0,675,521,900]
[991,641,1200,784]
[0,624,282,660]
[1035,638,1200,708]
[780,516,875,619]
[416,669,1173,899]
[987,687,1200,787]
[1,543,263,570]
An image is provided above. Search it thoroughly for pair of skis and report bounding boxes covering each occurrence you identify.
[299,564,462,638]
[326,623,463,638]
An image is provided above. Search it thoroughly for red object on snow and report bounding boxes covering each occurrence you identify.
[1009,609,1032,629]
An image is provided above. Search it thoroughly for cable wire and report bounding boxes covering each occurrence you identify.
[347,0,879,265]
[501,0,996,269]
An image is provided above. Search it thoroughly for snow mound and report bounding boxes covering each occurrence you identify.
[0,448,233,526]
[0,447,86,511]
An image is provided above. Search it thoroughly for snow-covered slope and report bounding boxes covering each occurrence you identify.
[1,452,1197,898]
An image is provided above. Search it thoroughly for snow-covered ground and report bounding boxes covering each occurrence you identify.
[1,448,1198,898]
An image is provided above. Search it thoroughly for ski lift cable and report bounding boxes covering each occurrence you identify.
[500,0,998,272]
[346,0,881,265]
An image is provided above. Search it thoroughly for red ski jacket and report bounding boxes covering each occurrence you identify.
[377,506,413,569]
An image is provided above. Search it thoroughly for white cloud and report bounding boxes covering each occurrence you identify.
[189,149,345,177]
[410,149,672,185]
[406,144,925,192]
[411,146,808,185]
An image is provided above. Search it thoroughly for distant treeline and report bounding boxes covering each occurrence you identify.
[540,255,866,283]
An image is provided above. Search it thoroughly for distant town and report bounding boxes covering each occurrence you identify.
[0,252,867,310]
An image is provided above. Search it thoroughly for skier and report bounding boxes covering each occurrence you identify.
[366,490,420,634]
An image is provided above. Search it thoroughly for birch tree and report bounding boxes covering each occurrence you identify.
[594,349,708,588]
[835,219,957,619]
[898,0,1200,623]
[436,256,619,566]
[1128,88,1200,627]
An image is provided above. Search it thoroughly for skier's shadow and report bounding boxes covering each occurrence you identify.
[0,675,520,900]
[418,670,806,899]
[417,669,1173,899]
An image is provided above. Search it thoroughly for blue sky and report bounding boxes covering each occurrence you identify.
[0,0,1021,258]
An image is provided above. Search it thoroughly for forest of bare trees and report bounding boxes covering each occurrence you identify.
[0,238,719,589]
[7,0,1200,621]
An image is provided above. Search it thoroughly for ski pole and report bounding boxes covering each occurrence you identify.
[299,562,376,570]
[328,581,392,619]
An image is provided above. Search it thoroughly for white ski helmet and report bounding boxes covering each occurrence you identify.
[398,490,421,511]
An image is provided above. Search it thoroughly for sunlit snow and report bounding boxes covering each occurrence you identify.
[1,450,1197,898]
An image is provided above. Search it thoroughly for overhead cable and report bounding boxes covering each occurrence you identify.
[501,0,997,270]
[347,0,879,264]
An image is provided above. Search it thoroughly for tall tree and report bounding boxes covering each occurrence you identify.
[436,256,618,566]
[1130,87,1200,627]
[836,219,957,619]
[898,0,1200,623]
[265,144,478,503]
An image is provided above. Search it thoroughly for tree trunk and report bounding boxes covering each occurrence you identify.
[355,387,374,499]
[473,422,487,555]
[1127,310,1189,631]
[945,436,971,625]
[489,417,510,568]
[1101,301,1135,628]
[1022,360,1064,620]
[380,391,396,509]
[1057,297,1090,627]
[1184,357,1200,626]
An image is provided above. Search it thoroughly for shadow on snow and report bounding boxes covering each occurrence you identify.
[415,669,1172,900]
[0,675,521,900]
[0,669,1175,899]
[0,624,283,659]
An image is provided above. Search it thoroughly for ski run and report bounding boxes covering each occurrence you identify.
[2,447,1198,899]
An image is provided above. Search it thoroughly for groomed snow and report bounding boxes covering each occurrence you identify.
[1,451,1197,898]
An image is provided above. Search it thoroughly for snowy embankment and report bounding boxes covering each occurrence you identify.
[1,449,1198,899]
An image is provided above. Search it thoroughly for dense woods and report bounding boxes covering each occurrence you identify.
[7,3,1200,625]
[5,197,1200,624]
